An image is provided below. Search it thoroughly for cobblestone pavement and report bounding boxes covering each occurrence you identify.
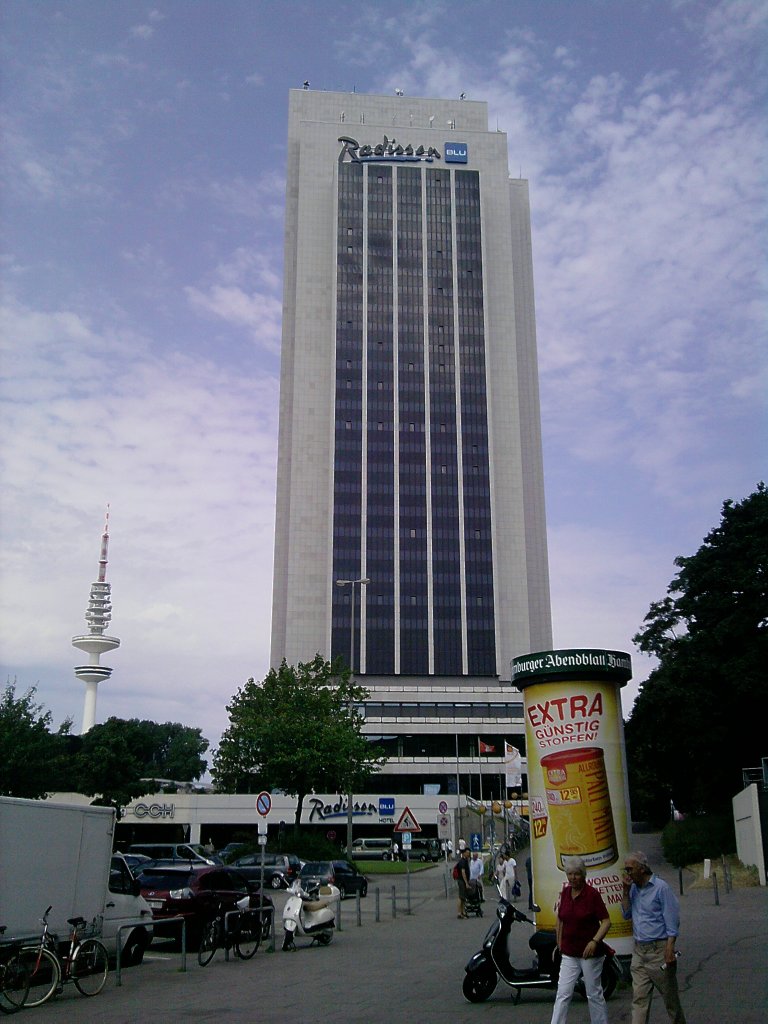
[27,841,768,1023]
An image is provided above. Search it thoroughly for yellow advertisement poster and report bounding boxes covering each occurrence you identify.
[514,649,634,952]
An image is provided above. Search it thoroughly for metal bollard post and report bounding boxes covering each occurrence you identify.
[391,885,397,918]
[356,891,362,927]
[337,894,343,932]
[678,866,684,896]
[375,886,380,922]
[712,872,719,905]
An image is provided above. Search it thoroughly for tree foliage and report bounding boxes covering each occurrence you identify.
[212,655,387,828]
[0,684,72,798]
[0,686,209,813]
[626,483,768,820]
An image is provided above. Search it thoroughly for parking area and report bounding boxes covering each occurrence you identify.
[23,857,768,1024]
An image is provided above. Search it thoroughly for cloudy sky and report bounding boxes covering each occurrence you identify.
[1,0,765,761]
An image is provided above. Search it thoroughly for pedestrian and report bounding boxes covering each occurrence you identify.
[469,850,484,902]
[507,851,519,900]
[621,851,686,1024]
[495,850,508,896]
[446,838,453,857]
[550,856,611,1024]
[392,840,399,862]
[458,836,467,854]
[455,849,471,918]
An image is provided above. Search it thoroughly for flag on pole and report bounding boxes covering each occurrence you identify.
[479,740,495,754]
[505,741,522,787]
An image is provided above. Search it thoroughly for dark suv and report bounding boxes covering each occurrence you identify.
[138,865,273,947]
[230,852,301,890]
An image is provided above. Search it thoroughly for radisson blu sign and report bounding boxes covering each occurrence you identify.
[339,135,470,165]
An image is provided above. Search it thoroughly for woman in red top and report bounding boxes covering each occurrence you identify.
[551,856,611,1024]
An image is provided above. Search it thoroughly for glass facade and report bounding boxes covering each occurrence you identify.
[332,162,495,677]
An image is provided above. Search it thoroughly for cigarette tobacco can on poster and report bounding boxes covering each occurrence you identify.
[513,649,634,949]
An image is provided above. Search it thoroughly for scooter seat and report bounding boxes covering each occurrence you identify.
[302,899,329,912]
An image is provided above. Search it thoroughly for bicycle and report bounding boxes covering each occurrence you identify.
[13,907,109,1006]
[197,901,262,966]
[0,928,30,1014]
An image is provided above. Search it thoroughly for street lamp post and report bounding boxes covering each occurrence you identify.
[335,576,370,857]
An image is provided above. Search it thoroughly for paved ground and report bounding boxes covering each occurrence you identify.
[27,838,768,1023]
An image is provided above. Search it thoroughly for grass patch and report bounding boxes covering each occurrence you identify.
[685,854,760,889]
[356,860,439,875]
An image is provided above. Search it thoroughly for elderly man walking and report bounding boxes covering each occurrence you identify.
[621,851,686,1024]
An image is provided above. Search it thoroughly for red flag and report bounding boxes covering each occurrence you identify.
[479,740,495,754]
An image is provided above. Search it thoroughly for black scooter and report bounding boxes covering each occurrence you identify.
[462,893,620,1005]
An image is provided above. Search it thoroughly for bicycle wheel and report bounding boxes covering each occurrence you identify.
[234,914,260,960]
[197,921,218,967]
[71,939,108,997]
[16,948,60,1007]
[0,953,30,1012]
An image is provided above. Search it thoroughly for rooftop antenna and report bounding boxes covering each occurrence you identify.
[428,115,435,126]
[303,80,310,90]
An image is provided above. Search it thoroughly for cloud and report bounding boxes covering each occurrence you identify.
[0,297,279,739]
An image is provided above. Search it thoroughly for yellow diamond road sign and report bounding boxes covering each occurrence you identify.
[394,806,422,833]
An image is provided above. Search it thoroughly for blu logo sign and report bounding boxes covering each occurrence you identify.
[445,142,468,163]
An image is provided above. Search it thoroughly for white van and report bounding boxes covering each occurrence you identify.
[349,838,394,861]
[105,854,154,964]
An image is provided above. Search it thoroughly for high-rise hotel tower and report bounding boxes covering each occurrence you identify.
[272,90,552,799]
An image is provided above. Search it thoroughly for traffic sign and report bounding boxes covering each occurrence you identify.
[394,805,422,833]
[437,814,451,839]
[401,831,412,849]
[470,831,482,851]
[438,800,448,814]
[256,791,272,817]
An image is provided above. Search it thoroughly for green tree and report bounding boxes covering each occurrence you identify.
[0,683,73,798]
[626,483,768,819]
[212,655,387,829]
[68,718,210,814]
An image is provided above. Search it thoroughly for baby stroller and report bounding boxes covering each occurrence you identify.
[464,880,483,917]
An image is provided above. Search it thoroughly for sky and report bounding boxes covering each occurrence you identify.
[1,0,766,765]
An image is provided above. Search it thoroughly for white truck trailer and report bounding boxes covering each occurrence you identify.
[0,796,153,965]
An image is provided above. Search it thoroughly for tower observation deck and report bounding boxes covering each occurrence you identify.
[72,510,120,732]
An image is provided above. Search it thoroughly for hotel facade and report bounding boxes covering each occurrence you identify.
[270,89,552,821]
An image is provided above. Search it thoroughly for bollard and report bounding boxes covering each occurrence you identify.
[391,885,397,918]
[337,893,343,932]
[375,886,380,922]
[678,866,684,896]
[712,871,720,905]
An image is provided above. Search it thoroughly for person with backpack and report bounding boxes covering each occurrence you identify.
[454,849,471,918]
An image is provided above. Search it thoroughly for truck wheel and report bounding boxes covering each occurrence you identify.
[122,930,148,967]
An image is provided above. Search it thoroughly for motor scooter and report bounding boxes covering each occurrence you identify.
[463,891,620,1005]
[281,880,339,951]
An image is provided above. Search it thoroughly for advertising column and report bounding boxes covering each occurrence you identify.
[513,649,634,953]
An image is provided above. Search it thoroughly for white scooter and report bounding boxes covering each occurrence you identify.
[282,880,339,951]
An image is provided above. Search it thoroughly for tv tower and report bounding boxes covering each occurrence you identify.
[72,509,121,732]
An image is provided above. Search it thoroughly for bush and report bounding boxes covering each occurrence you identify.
[661,813,736,867]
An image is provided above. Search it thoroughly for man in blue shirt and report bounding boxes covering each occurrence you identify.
[621,851,686,1024]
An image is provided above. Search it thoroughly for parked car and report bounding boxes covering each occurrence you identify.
[219,842,249,862]
[127,842,220,866]
[403,838,441,862]
[230,852,301,890]
[138,864,272,947]
[122,852,154,874]
[331,860,368,899]
[297,860,337,894]
[347,838,394,861]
